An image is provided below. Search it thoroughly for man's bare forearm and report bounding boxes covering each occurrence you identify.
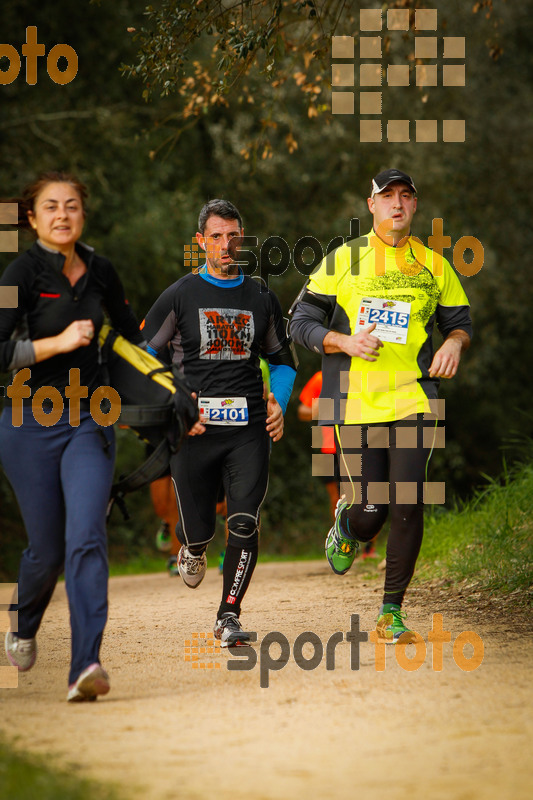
[445,329,471,352]
[323,330,350,354]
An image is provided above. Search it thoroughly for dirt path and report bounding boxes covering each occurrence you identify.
[1,560,531,800]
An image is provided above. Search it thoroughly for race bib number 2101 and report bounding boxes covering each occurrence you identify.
[198,397,249,426]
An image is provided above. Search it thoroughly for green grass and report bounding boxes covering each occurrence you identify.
[108,546,327,577]
[416,459,533,598]
[0,738,121,800]
[109,553,172,576]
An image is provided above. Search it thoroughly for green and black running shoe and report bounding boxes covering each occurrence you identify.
[167,555,180,576]
[155,521,172,553]
[376,603,418,644]
[325,497,359,575]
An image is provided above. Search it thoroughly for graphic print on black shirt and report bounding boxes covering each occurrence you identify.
[199,308,254,360]
[143,272,288,427]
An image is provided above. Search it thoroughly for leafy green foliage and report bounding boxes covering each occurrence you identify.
[119,0,347,158]
[121,0,324,98]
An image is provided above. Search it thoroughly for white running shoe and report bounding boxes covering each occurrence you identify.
[67,663,110,702]
[178,545,207,589]
[5,632,37,672]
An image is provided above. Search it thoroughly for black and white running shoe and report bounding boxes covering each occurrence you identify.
[214,613,252,647]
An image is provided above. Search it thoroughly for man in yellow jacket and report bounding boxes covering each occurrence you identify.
[290,168,472,643]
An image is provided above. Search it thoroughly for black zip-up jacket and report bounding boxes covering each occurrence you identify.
[0,241,142,400]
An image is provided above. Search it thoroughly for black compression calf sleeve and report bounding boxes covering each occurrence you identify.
[218,544,258,618]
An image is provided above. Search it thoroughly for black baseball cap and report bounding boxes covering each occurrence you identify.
[371,169,417,197]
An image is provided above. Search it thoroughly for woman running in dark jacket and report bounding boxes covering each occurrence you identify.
[0,171,143,701]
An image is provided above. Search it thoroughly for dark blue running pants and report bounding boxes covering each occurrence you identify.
[0,406,115,685]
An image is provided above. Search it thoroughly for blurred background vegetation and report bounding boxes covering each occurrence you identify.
[1,0,532,579]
